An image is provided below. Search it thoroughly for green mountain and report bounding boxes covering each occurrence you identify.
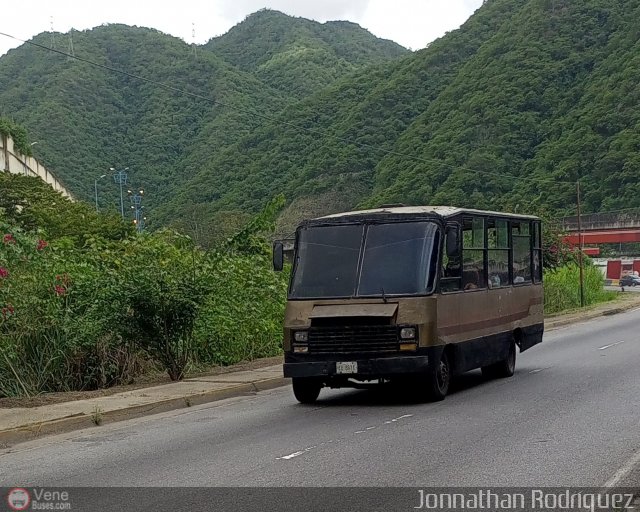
[161,0,523,232]
[366,0,640,215]
[2,1,640,243]
[205,9,407,98]
[170,0,640,233]
[0,13,407,237]
[0,24,289,213]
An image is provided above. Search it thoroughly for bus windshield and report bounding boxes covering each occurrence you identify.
[290,221,440,299]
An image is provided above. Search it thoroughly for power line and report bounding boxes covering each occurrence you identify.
[0,30,575,187]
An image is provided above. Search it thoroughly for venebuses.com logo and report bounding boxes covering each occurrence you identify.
[6,487,71,510]
[6,488,31,511]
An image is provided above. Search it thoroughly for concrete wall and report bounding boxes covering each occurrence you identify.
[0,133,72,199]
[562,212,640,232]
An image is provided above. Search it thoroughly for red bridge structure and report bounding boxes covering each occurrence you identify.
[561,212,640,256]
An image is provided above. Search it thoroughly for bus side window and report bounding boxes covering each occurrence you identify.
[462,217,486,290]
[441,224,462,292]
[512,221,532,284]
[487,219,510,288]
[533,221,543,283]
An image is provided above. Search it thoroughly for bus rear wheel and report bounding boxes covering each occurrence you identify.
[482,340,516,379]
[292,378,322,404]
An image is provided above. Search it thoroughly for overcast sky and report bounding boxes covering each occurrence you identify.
[0,0,483,57]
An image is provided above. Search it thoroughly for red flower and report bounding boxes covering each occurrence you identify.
[36,239,48,251]
[54,285,67,296]
[3,234,15,244]
[0,267,8,278]
[1,304,14,319]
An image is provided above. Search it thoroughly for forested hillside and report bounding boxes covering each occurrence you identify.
[0,24,289,213]
[173,0,640,231]
[366,0,640,215]
[0,11,407,239]
[2,0,640,242]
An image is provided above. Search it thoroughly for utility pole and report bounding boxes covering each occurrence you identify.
[576,180,585,307]
[50,16,56,49]
[94,174,106,212]
[111,167,129,219]
[67,29,75,60]
[192,23,197,59]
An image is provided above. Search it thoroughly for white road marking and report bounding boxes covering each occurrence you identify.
[598,341,625,351]
[391,414,413,422]
[278,451,304,460]
[277,445,318,460]
[529,367,552,374]
[602,447,640,488]
[278,415,413,460]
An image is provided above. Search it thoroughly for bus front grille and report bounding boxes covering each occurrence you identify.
[307,325,399,353]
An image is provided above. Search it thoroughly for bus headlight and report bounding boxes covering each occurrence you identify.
[400,327,416,340]
[294,331,309,342]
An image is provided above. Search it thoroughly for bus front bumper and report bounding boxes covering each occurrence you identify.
[283,355,430,379]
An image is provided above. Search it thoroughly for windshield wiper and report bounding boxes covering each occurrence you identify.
[381,287,388,304]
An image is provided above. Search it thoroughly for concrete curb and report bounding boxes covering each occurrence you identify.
[0,376,288,448]
[545,297,640,330]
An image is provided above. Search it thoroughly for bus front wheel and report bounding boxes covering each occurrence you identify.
[292,378,322,404]
[424,350,450,401]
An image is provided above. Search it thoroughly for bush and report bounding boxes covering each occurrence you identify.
[119,232,208,381]
[193,253,288,366]
[544,263,616,314]
[0,225,143,396]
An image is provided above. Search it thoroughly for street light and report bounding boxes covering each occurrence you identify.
[110,167,129,219]
[94,174,106,212]
[128,188,146,233]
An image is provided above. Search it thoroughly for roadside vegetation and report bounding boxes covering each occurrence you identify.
[541,222,616,314]
[0,172,288,398]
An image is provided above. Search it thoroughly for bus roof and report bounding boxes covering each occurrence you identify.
[315,206,539,221]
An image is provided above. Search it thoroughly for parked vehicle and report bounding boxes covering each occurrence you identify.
[620,274,640,287]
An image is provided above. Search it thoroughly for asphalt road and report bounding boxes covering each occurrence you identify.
[1,308,639,507]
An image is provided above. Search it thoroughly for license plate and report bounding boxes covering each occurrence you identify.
[336,361,358,374]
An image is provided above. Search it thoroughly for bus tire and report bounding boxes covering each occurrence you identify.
[292,378,322,404]
[424,350,450,401]
[482,340,516,379]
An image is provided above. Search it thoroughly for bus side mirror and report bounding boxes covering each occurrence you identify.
[273,241,284,272]
[446,226,459,258]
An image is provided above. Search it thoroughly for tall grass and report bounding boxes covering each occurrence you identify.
[544,264,617,314]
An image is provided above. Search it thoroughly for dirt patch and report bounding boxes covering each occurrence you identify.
[0,355,283,409]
